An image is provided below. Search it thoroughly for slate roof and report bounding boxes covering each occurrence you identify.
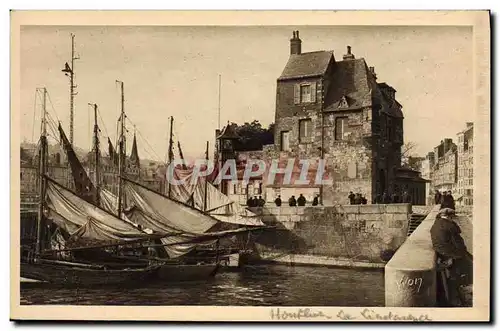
[323,58,373,111]
[278,51,334,81]
[217,123,240,140]
[378,84,404,118]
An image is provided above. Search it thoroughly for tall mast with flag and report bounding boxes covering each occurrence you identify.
[91,103,101,206]
[61,33,79,146]
[35,87,48,260]
[116,80,126,218]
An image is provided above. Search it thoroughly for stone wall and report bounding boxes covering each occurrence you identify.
[249,204,410,264]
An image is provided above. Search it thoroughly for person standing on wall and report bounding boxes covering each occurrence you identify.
[441,191,456,210]
[288,195,297,207]
[297,194,306,206]
[274,195,282,207]
[312,194,319,206]
[348,191,355,205]
[434,190,442,205]
[430,208,473,306]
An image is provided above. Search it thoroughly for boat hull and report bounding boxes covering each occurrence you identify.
[21,262,158,287]
[156,263,218,282]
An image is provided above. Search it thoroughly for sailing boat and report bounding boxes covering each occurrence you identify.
[20,90,160,286]
[55,87,231,282]
[168,136,266,268]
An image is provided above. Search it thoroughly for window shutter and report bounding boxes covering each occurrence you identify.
[294,84,300,104]
[310,82,317,103]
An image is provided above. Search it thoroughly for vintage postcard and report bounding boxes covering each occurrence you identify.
[10,10,490,322]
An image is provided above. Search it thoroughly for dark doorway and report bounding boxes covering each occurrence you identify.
[379,169,386,194]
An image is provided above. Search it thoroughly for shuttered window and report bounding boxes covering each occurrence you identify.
[335,117,348,141]
[299,119,312,143]
[294,82,317,104]
[280,131,290,152]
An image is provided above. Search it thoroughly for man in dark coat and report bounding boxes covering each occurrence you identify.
[447,190,456,209]
[274,195,282,207]
[434,190,442,205]
[297,194,306,206]
[247,196,254,207]
[258,195,265,207]
[430,208,472,306]
[312,194,319,206]
[252,196,260,208]
[441,191,456,210]
[288,195,297,207]
[353,193,362,205]
[348,191,355,205]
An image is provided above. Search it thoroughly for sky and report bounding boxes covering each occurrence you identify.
[20,25,473,161]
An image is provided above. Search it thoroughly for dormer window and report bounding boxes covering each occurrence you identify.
[294,82,317,104]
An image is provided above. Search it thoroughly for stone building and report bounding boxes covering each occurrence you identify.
[420,152,435,205]
[213,31,428,205]
[456,122,474,206]
[431,138,458,193]
[264,31,408,205]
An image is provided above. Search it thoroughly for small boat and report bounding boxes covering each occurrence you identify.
[20,259,159,287]
[156,263,218,282]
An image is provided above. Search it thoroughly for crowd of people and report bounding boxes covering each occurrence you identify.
[346,191,413,205]
[246,193,321,207]
[434,190,456,210]
[245,195,266,207]
[347,192,368,205]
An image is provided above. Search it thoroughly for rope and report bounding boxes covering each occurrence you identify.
[125,117,164,163]
[46,90,61,123]
[31,89,38,143]
[97,107,110,139]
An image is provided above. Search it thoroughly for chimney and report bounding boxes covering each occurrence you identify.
[369,66,377,80]
[290,30,302,55]
[343,45,355,60]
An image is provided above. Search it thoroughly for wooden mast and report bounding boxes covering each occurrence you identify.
[117,81,125,218]
[203,141,209,211]
[93,103,100,206]
[167,116,174,198]
[35,88,48,260]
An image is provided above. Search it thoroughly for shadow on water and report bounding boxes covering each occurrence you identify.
[20,265,385,306]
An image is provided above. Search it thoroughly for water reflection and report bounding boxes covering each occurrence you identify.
[20,265,384,306]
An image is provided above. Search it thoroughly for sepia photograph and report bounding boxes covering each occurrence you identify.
[10,10,490,321]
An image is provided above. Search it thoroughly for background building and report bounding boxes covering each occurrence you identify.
[419,151,435,205]
[430,138,458,193]
[214,31,427,205]
[456,122,474,206]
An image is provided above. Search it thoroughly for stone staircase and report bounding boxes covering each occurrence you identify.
[407,213,427,237]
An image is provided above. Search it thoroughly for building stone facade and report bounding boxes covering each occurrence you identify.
[214,31,428,206]
[264,31,410,205]
[430,138,458,193]
[456,122,474,206]
[419,152,435,205]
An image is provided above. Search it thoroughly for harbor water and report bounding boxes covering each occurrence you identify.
[20,265,384,306]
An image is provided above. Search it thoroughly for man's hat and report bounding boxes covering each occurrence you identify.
[438,208,456,217]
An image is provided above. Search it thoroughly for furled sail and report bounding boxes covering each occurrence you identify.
[124,179,218,234]
[122,178,266,258]
[58,123,98,204]
[170,168,264,226]
[45,178,152,248]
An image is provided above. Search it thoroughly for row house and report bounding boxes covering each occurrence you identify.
[456,122,474,206]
